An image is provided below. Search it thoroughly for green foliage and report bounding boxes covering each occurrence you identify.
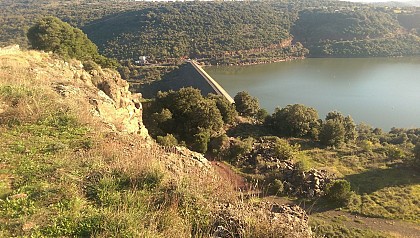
[255,108,269,123]
[229,137,254,161]
[295,155,312,173]
[234,91,260,117]
[293,9,402,45]
[27,16,118,68]
[312,35,420,57]
[271,137,300,161]
[268,104,320,138]
[156,134,178,147]
[320,119,346,147]
[192,130,211,153]
[83,2,300,63]
[414,143,420,163]
[208,134,230,157]
[325,179,352,206]
[269,179,284,195]
[209,94,238,124]
[145,87,224,153]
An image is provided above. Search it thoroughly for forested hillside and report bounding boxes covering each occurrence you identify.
[0,0,419,63]
[83,2,300,62]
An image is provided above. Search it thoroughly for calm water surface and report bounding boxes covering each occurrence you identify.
[206,58,420,130]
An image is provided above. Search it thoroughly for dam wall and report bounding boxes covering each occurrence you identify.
[188,61,234,103]
[134,61,234,103]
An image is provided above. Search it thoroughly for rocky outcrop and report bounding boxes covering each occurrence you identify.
[233,137,335,198]
[0,46,147,136]
[279,161,335,198]
[213,202,312,238]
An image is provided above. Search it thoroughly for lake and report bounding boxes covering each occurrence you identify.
[205,58,420,130]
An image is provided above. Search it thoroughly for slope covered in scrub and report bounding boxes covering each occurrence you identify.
[0,46,312,237]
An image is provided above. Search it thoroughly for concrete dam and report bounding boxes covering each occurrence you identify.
[133,61,234,103]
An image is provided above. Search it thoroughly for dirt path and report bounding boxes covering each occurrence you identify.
[211,161,248,190]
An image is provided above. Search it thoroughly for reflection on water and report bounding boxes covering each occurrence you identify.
[206,57,420,130]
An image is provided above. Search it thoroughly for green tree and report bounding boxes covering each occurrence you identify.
[234,91,260,117]
[325,111,357,143]
[208,94,237,124]
[268,104,320,138]
[27,16,117,68]
[325,180,352,206]
[319,119,345,147]
[146,87,224,153]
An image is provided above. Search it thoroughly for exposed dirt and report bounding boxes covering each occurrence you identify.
[211,161,248,191]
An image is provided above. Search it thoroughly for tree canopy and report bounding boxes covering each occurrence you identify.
[27,16,117,68]
[145,87,225,153]
[268,104,320,138]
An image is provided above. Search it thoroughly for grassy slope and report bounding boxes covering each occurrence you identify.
[305,144,420,223]
[0,49,235,237]
[0,48,316,237]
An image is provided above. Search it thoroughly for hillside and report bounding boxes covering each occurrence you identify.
[2,0,419,65]
[0,46,313,237]
[82,2,306,65]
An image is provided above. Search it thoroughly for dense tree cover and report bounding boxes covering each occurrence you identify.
[234,91,260,117]
[82,2,306,64]
[311,35,420,57]
[397,12,420,36]
[320,111,357,147]
[144,87,226,153]
[267,104,320,138]
[27,16,117,68]
[1,0,419,63]
[292,9,402,44]
[208,94,238,124]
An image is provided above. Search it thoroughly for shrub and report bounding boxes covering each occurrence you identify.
[234,91,260,117]
[295,156,312,173]
[319,119,345,147]
[268,104,320,138]
[145,88,224,152]
[271,137,300,161]
[192,130,211,153]
[270,179,284,195]
[229,137,254,162]
[156,134,178,147]
[325,180,352,206]
[27,16,118,68]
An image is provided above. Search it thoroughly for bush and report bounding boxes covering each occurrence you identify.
[208,134,230,157]
[229,137,254,162]
[325,180,352,206]
[268,104,320,138]
[319,119,345,147]
[295,156,312,173]
[27,16,118,68]
[270,179,284,195]
[145,88,224,153]
[156,134,178,147]
[192,130,211,153]
[234,91,260,117]
[270,137,299,161]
